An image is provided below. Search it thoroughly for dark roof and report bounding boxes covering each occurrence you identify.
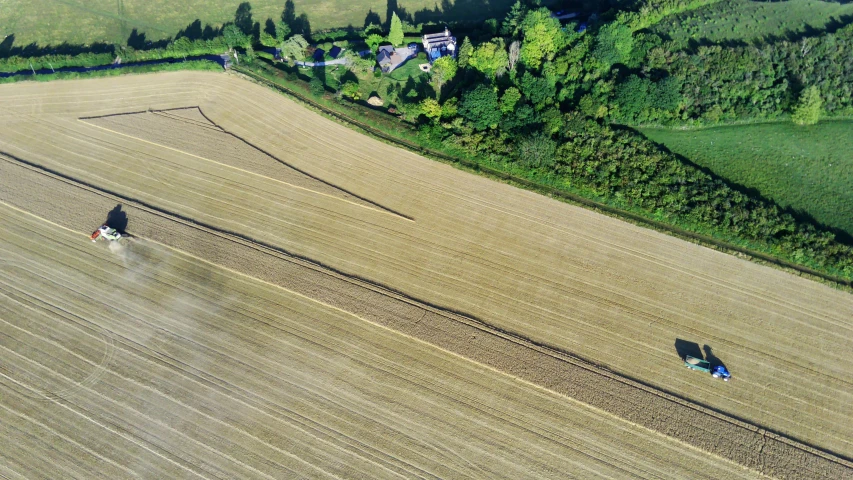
[312,48,325,61]
[328,46,342,58]
[377,45,394,55]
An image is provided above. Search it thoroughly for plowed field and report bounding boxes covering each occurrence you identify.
[0,71,851,478]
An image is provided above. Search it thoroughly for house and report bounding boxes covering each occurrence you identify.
[328,45,342,59]
[376,44,414,73]
[422,27,456,63]
[312,48,325,62]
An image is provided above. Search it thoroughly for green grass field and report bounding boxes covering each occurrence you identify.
[655,0,853,44]
[0,0,521,48]
[640,120,853,238]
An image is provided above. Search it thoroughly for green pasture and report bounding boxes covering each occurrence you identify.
[655,0,853,44]
[640,120,853,238]
[0,0,520,48]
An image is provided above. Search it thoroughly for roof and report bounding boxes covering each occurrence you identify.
[312,48,325,61]
[328,46,342,58]
[376,46,413,72]
[422,28,456,60]
[423,30,451,42]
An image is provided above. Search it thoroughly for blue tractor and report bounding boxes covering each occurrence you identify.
[684,355,731,381]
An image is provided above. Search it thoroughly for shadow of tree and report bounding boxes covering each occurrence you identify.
[127,28,170,50]
[364,10,382,28]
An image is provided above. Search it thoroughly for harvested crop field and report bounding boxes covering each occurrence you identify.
[0,72,852,478]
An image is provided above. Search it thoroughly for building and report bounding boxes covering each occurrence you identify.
[377,44,414,73]
[422,27,456,63]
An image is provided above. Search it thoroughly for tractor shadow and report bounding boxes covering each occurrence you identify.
[105,204,128,232]
[674,338,703,361]
[703,345,728,370]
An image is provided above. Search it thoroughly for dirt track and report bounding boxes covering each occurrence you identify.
[1,72,852,477]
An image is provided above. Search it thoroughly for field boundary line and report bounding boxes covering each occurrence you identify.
[232,66,853,291]
[2,150,852,478]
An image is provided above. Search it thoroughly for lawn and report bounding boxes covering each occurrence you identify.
[293,49,430,110]
[0,0,524,48]
[654,0,853,45]
[640,120,853,239]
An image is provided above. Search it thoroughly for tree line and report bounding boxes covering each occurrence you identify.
[408,2,853,280]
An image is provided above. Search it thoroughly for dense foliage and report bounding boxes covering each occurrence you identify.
[410,4,853,279]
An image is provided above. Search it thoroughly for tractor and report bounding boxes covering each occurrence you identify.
[684,355,731,381]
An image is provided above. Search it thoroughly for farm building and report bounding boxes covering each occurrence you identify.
[422,27,456,62]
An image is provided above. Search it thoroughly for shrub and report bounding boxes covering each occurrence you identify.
[309,77,325,96]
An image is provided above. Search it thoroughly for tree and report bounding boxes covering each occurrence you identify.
[508,40,520,72]
[364,23,383,35]
[593,22,634,68]
[430,56,458,98]
[365,33,384,51]
[343,50,375,75]
[517,132,557,168]
[468,41,509,78]
[614,75,653,122]
[519,8,566,69]
[309,77,325,96]
[501,1,528,37]
[420,98,443,121]
[222,24,250,49]
[275,21,291,43]
[243,45,256,64]
[260,31,277,47]
[388,12,404,46]
[459,84,501,130]
[518,71,555,109]
[500,87,521,114]
[792,86,822,125]
[341,81,361,100]
[441,98,458,119]
[280,34,308,61]
[457,37,473,68]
